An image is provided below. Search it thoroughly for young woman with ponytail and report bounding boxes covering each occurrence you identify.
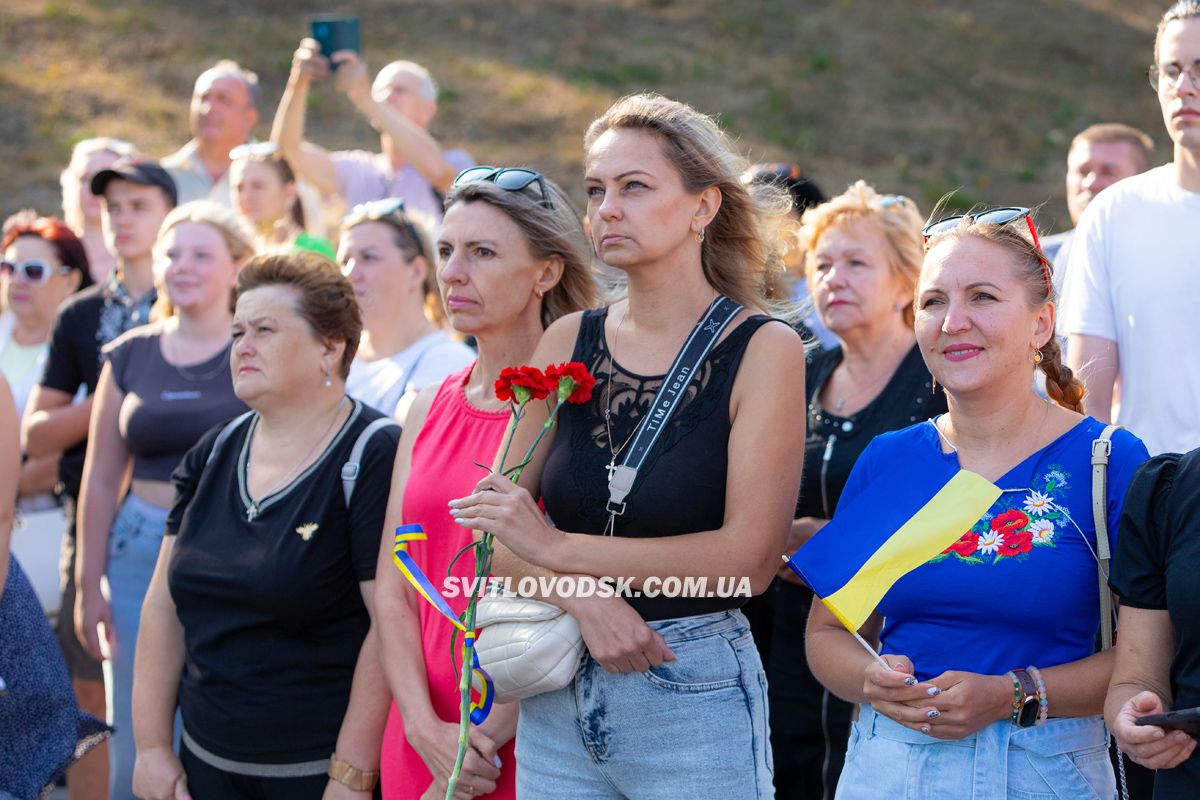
[805,209,1150,799]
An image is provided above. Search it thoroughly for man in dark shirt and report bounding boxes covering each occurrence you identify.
[20,159,175,795]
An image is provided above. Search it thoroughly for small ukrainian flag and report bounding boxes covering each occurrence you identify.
[787,457,1001,632]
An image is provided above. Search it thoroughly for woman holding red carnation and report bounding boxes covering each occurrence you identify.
[372,170,598,799]
[448,95,808,798]
[804,211,1149,798]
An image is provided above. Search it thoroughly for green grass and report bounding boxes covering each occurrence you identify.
[0,0,1171,236]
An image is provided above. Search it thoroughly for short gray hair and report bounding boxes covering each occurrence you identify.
[197,59,260,109]
[372,60,438,102]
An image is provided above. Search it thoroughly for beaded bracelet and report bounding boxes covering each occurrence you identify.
[1004,671,1022,724]
[1027,665,1049,725]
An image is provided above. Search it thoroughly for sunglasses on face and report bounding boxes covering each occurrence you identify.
[342,198,425,261]
[921,206,1051,294]
[0,259,74,285]
[452,166,553,209]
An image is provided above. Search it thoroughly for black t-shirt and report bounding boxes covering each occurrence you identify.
[39,278,156,499]
[540,308,788,621]
[166,399,399,764]
[1109,450,1200,799]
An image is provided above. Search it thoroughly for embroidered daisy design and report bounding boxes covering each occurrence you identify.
[295,522,319,541]
[1044,470,1068,489]
[1028,519,1055,544]
[978,531,1003,555]
[1022,491,1053,516]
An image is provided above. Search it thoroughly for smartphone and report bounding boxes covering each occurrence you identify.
[310,16,360,69]
[1135,706,1200,736]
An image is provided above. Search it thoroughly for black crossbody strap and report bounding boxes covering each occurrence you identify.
[606,296,743,515]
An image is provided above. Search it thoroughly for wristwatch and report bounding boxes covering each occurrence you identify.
[328,753,380,792]
[1011,668,1040,728]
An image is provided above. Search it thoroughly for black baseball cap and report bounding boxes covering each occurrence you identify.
[91,159,179,207]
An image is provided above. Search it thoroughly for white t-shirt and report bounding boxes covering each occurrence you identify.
[345,331,475,421]
[1060,165,1200,455]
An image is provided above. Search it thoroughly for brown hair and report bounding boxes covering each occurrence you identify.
[339,205,446,327]
[583,93,793,315]
[798,181,924,327]
[1156,1,1200,59]
[234,153,306,229]
[234,251,361,378]
[444,176,600,327]
[924,215,1085,412]
[1070,123,1155,172]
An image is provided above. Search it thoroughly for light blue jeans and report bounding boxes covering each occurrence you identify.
[836,705,1115,800]
[103,494,169,800]
[515,609,773,799]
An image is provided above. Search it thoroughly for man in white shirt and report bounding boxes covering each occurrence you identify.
[1062,1,1200,455]
[161,60,259,206]
[1041,123,1154,290]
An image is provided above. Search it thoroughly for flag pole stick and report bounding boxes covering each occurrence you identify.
[850,629,896,673]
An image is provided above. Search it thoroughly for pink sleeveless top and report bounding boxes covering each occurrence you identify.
[381,364,517,799]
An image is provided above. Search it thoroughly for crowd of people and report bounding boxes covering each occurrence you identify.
[1,1,1199,799]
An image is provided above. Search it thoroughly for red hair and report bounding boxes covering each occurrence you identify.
[2,211,93,289]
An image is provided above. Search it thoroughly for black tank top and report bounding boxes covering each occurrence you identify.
[540,307,778,621]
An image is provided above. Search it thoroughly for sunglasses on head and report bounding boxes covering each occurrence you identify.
[922,206,1052,294]
[0,259,74,285]
[452,166,553,209]
[229,141,281,161]
[874,194,917,212]
[343,198,425,261]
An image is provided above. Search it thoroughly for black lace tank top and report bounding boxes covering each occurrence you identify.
[540,307,778,621]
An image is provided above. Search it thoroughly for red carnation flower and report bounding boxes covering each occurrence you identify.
[943,531,980,557]
[494,366,552,404]
[545,362,597,404]
[990,509,1029,536]
[996,530,1034,558]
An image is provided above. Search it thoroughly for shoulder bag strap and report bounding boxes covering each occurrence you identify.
[342,417,401,507]
[204,411,255,469]
[1092,424,1119,651]
[606,296,743,517]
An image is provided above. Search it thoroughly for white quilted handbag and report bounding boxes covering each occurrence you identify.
[472,591,585,703]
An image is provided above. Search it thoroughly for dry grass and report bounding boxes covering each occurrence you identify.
[0,0,1171,233]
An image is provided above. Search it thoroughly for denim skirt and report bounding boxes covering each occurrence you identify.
[835,704,1115,800]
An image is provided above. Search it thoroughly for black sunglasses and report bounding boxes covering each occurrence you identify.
[343,198,425,260]
[453,166,553,209]
[1,258,74,285]
[922,206,1051,294]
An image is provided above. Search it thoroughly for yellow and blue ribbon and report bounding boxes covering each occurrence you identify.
[393,523,493,724]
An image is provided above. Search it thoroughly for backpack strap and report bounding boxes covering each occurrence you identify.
[205,411,255,469]
[1091,424,1120,650]
[341,417,400,507]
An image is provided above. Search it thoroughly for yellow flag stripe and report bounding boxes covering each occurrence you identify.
[823,470,1002,631]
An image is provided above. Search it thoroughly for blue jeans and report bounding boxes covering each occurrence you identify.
[836,705,1115,800]
[515,609,773,799]
[103,494,169,800]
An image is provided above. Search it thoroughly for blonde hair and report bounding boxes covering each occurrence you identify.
[444,176,601,327]
[60,137,136,233]
[152,200,257,319]
[584,93,793,315]
[924,214,1085,412]
[798,181,925,327]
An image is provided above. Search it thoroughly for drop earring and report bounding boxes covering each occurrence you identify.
[324,369,332,388]
[1032,349,1044,365]
[696,228,705,243]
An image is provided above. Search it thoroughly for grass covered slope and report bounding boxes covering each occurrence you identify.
[0,0,1170,230]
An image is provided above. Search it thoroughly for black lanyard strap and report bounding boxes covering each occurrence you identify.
[606,296,743,518]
